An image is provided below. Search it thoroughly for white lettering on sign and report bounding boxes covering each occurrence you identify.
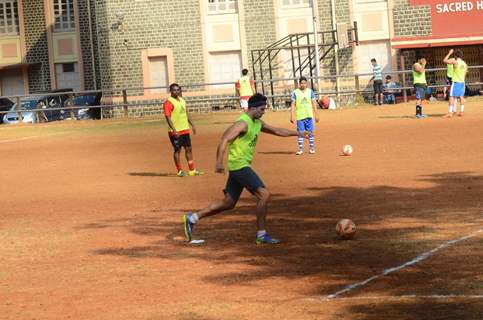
[435,1,481,13]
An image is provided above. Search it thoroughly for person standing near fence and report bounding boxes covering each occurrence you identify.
[236,69,256,112]
[183,93,310,245]
[443,49,467,117]
[383,75,397,104]
[65,93,76,120]
[412,55,428,118]
[370,58,384,106]
[290,76,319,155]
[163,83,203,177]
[444,58,454,101]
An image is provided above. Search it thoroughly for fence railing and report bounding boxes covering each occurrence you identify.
[1,65,482,125]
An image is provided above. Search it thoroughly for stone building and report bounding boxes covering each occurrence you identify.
[0,0,482,105]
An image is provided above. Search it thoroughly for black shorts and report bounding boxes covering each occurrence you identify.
[446,76,453,85]
[169,133,191,152]
[224,167,265,202]
[373,80,384,94]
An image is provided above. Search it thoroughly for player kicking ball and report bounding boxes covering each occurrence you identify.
[183,93,310,245]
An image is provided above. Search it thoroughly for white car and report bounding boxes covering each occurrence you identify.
[2,99,38,124]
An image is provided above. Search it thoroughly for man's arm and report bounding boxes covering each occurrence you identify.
[290,101,296,124]
[235,81,240,97]
[164,115,178,136]
[215,121,247,173]
[290,91,296,123]
[163,101,178,136]
[261,120,309,138]
[311,91,319,122]
[413,63,424,73]
[250,80,256,94]
[443,49,456,66]
[312,100,319,122]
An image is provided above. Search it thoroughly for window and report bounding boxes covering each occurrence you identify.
[208,0,237,14]
[148,57,169,93]
[208,51,241,88]
[55,62,80,91]
[281,0,309,7]
[62,62,75,73]
[0,0,19,35]
[53,0,75,32]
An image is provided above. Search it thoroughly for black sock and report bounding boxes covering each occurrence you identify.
[416,105,422,116]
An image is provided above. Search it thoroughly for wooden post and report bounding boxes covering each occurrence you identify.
[122,89,128,118]
[16,96,22,126]
[400,54,408,103]
[69,95,76,120]
[355,74,361,103]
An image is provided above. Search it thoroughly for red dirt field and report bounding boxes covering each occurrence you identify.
[1,99,482,320]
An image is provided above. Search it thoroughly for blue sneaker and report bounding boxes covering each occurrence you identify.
[183,213,194,242]
[256,234,280,245]
[416,114,427,119]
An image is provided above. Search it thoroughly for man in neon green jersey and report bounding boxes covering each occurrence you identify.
[183,93,309,245]
[412,54,427,118]
[443,49,468,117]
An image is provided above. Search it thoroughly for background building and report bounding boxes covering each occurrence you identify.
[0,0,482,101]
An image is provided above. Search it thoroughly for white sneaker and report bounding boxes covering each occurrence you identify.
[309,149,315,154]
[296,150,303,155]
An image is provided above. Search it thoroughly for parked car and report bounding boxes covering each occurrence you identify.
[2,92,102,124]
[74,92,102,120]
[0,98,14,124]
[2,98,39,124]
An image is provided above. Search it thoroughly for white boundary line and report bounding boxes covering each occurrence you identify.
[327,229,483,300]
[0,136,39,144]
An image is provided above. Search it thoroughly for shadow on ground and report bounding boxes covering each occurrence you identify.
[258,151,294,155]
[78,172,483,319]
[345,299,483,320]
[129,172,178,177]
[378,113,446,119]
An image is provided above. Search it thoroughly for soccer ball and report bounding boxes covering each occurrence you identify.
[342,145,353,156]
[336,219,356,239]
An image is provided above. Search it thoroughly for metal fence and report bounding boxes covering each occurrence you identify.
[1,65,482,125]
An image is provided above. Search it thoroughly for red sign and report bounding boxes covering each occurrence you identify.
[409,0,483,38]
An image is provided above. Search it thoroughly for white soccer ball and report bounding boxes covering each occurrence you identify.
[336,219,356,239]
[342,145,353,156]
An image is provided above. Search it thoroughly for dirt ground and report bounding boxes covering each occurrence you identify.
[1,99,482,320]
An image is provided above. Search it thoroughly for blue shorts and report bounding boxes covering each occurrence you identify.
[224,167,265,203]
[415,86,426,100]
[450,82,465,97]
[296,118,314,133]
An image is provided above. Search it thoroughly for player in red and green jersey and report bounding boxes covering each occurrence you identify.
[235,69,256,111]
[183,93,310,245]
[163,83,203,177]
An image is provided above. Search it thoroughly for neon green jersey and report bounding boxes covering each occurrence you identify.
[238,76,254,97]
[452,59,467,83]
[167,97,189,132]
[447,64,454,78]
[293,88,314,120]
[227,113,262,171]
[412,63,426,85]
